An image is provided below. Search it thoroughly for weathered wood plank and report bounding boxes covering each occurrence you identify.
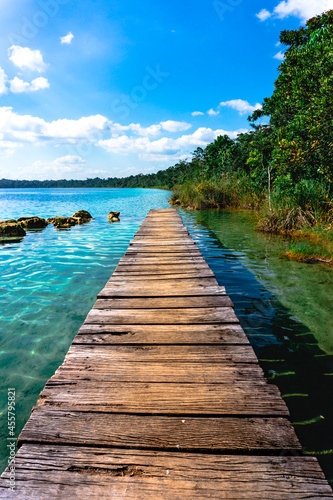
[37,381,289,415]
[131,239,195,244]
[118,256,207,265]
[113,266,212,276]
[93,296,234,309]
[99,282,226,297]
[111,270,215,279]
[125,247,202,253]
[116,262,210,270]
[2,446,332,499]
[64,345,257,364]
[52,362,265,383]
[75,323,249,344]
[85,307,238,324]
[18,409,301,451]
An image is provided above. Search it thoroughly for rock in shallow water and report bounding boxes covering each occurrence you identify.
[72,210,93,220]
[17,216,48,229]
[0,221,26,238]
[48,217,77,228]
[108,211,120,222]
[47,211,93,228]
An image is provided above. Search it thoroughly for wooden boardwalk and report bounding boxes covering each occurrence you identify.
[1,208,332,498]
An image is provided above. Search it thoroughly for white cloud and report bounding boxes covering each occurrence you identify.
[8,46,47,73]
[9,76,50,93]
[33,155,86,175]
[256,9,272,21]
[219,99,262,115]
[191,111,204,116]
[60,32,74,45]
[10,77,30,93]
[110,123,162,138]
[160,120,192,132]
[0,107,109,146]
[0,68,8,95]
[207,108,220,116]
[110,120,191,137]
[30,77,50,91]
[274,51,285,61]
[98,126,247,160]
[257,0,333,22]
[274,0,333,20]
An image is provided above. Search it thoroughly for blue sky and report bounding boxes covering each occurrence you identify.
[0,0,331,180]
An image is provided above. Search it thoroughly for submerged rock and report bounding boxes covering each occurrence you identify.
[17,216,48,229]
[72,210,93,224]
[72,210,92,220]
[108,211,120,222]
[51,217,78,228]
[0,221,26,238]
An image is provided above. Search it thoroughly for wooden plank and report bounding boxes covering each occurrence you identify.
[118,256,207,264]
[126,246,201,253]
[75,323,249,344]
[37,381,289,415]
[85,307,238,324]
[135,229,189,234]
[131,238,195,244]
[93,296,234,309]
[51,362,265,383]
[98,283,226,297]
[114,264,211,274]
[18,409,301,451]
[110,271,215,280]
[64,345,257,364]
[2,446,331,499]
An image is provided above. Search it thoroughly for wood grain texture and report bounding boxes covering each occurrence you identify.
[52,362,265,383]
[93,296,234,309]
[110,270,215,279]
[18,409,301,451]
[75,323,249,344]
[99,280,225,297]
[64,344,258,364]
[37,381,289,415]
[85,307,239,324]
[2,446,331,499]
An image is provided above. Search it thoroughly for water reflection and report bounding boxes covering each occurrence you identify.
[179,208,333,482]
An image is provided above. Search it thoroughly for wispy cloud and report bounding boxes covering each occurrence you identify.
[60,32,74,45]
[274,51,285,61]
[8,46,47,73]
[191,111,204,116]
[207,108,220,116]
[0,68,8,95]
[256,9,272,21]
[219,99,261,115]
[160,120,191,132]
[10,76,50,93]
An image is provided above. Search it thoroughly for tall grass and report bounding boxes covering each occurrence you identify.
[171,174,263,210]
[258,180,333,233]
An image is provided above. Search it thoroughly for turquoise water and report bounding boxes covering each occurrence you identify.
[0,190,332,482]
[0,188,170,472]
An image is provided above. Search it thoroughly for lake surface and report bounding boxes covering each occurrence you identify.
[0,189,332,482]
